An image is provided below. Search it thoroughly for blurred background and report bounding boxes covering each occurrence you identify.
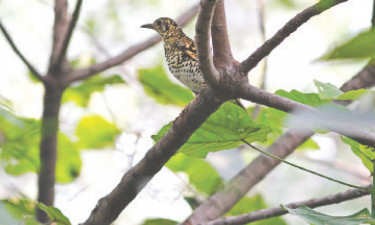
[0,0,373,224]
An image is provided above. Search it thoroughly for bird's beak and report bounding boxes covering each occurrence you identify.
[141,23,154,29]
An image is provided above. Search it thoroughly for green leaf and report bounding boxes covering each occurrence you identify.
[141,218,178,225]
[283,206,375,225]
[153,102,271,158]
[0,109,40,175]
[336,89,370,100]
[275,89,331,107]
[76,115,120,149]
[341,136,374,173]
[62,74,125,107]
[227,195,287,225]
[56,133,82,183]
[0,109,82,183]
[37,203,71,225]
[322,29,375,61]
[1,199,40,225]
[139,65,194,107]
[166,154,224,195]
[0,200,40,225]
[314,80,344,100]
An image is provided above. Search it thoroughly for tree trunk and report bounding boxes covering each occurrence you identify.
[36,84,63,222]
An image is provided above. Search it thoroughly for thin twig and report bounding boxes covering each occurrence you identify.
[0,21,44,81]
[68,4,199,83]
[203,186,370,225]
[55,0,83,67]
[251,0,268,119]
[195,0,220,86]
[240,0,348,74]
[243,140,369,191]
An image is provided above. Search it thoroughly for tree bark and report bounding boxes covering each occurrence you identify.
[36,84,64,222]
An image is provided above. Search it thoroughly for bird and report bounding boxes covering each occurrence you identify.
[141,17,245,109]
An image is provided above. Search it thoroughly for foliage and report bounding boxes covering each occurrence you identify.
[321,28,375,63]
[283,206,375,225]
[76,115,120,149]
[166,154,224,195]
[139,65,195,107]
[341,137,374,173]
[227,195,287,225]
[37,203,71,225]
[153,102,272,158]
[141,218,178,225]
[62,74,125,107]
[0,199,40,225]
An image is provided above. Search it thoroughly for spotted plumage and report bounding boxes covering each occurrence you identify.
[141,17,205,93]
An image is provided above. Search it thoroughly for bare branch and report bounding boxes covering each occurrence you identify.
[183,65,375,225]
[0,21,44,81]
[48,0,69,72]
[68,4,199,83]
[204,186,370,225]
[240,0,348,74]
[55,0,83,68]
[195,0,220,86]
[372,0,375,27]
[340,65,375,92]
[211,0,234,66]
[81,89,222,225]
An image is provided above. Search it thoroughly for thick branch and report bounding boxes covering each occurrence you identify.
[55,0,83,68]
[211,0,234,66]
[240,0,348,74]
[81,89,222,225]
[0,21,44,81]
[183,64,375,225]
[48,0,69,72]
[204,187,370,225]
[68,4,199,83]
[195,0,220,86]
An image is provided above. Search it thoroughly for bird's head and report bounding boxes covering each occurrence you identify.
[141,17,184,39]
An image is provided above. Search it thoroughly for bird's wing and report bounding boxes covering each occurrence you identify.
[176,37,198,61]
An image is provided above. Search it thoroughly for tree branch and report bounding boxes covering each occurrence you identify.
[237,83,375,147]
[81,89,223,225]
[0,21,44,81]
[240,0,348,74]
[204,186,370,225]
[55,0,83,68]
[183,64,375,225]
[340,65,375,92]
[211,0,234,66]
[48,0,69,72]
[372,0,375,28]
[195,0,220,87]
[68,4,199,83]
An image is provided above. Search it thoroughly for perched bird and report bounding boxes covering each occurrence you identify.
[141,17,245,109]
[141,17,205,93]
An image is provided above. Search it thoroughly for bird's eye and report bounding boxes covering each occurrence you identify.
[156,21,162,26]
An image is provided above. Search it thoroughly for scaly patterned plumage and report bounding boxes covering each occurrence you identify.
[141,17,205,93]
